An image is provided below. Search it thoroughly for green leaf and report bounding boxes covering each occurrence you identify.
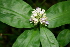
[40,27,59,47]
[0,0,33,28]
[12,29,40,47]
[46,1,70,28]
[67,0,70,1]
[57,29,70,46]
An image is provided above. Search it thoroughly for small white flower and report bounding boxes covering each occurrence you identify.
[33,13,37,16]
[36,7,41,13]
[33,18,38,25]
[29,7,49,26]
[43,13,46,16]
[30,22,32,23]
[33,18,38,21]
[45,24,47,26]
[45,21,49,24]
[31,15,34,18]
[42,9,45,12]
[40,11,44,14]
[40,9,45,14]
[32,10,37,13]
[29,18,32,21]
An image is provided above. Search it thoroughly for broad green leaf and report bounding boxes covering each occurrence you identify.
[46,1,70,28]
[12,29,40,47]
[57,29,70,46]
[67,0,70,1]
[40,27,59,47]
[0,0,33,28]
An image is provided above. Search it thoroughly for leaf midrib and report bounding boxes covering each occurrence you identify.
[0,6,29,19]
[44,29,51,47]
[48,9,70,21]
[26,31,37,47]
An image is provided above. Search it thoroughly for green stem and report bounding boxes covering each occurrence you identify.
[60,45,63,47]
[41,0,46,4]
[3,34,13,36]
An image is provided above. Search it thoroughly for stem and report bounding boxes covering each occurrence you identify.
[41,0,46,4]
[3,34,13,36]
[39,22,40,31]
[60,46,63,47]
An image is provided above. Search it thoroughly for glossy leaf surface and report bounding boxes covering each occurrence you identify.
[46,1,70,28]
[0,0,33,28]
[12,29,40,47]
[40,27,59,47]
[57,29,70,46]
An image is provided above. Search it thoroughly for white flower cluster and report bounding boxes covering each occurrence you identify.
[30,7,49,26]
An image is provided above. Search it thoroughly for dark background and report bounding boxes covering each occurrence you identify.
[0,0,70,47]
